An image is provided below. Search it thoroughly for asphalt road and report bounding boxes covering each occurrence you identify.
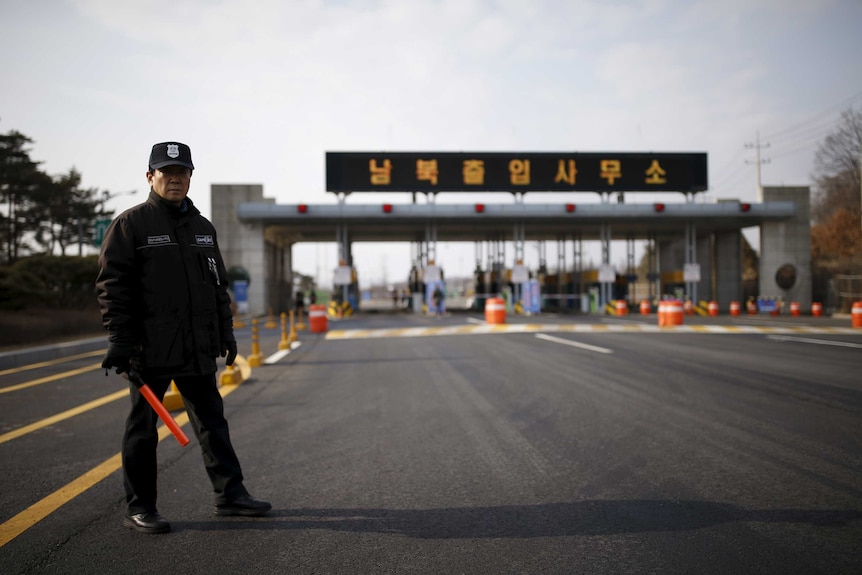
[1,311,861,574]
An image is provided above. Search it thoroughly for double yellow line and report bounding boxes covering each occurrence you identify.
[0,411,191,548]
[0,362,241,548]
[0,386,127,445]
[0,351,119,446]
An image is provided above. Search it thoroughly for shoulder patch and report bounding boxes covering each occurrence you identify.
[195,235,214,246]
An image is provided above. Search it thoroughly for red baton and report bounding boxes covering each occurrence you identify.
[126,370,191,447]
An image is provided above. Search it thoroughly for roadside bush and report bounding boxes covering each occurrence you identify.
[0,255,100,310]
[0,265,39,310]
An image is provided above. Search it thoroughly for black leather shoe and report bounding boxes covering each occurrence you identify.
[215,494,272,517]
[123,512,170,534]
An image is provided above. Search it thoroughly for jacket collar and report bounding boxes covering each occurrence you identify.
[147,189,200,219]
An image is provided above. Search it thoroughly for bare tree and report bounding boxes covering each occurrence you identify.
[811,107,862,225]
[810,106,862,309]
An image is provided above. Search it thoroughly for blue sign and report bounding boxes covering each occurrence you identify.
[232,280,249,314]
[521,279,541,314]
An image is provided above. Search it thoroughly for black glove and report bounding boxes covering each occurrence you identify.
[221,338,237,366]
[102,333,137,375]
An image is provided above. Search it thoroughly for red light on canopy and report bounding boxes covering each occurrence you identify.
[740,203,751,212]
[382,204,393,213]
[654,203,665,213]
[565,203,576,213]
[297,204,308,213]
[474,203,485,213]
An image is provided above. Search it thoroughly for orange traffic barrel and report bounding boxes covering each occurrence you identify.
[668,300,684,325]
[658,300,684,327]
[485,297,506,324]
[852,301,862,328]
[309,304,328,333]
[615,300,628,316]
[789,302,800,317]
[729,301,741,317]
[639,300,651,315]
[708,301,719,316]
[811,302,823,317]
[683,299,694,315]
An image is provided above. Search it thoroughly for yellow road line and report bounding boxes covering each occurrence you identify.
[0,452,125,548]
[0,350,104,378]
[0,382,239,548]
[0,363,103,395]
[325,323,862,340]
[0,388,128,445]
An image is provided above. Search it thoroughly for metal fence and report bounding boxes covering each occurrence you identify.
[834,274,862,313]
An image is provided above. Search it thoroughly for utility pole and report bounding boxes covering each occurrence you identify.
[745,131,770,202]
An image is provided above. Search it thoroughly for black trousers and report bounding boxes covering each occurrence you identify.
[122,373,247,514]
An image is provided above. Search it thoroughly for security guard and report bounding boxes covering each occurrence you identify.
[96,141,270,534]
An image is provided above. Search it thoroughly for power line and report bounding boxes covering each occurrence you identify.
[762,88,862,141]
[731,86,862,194]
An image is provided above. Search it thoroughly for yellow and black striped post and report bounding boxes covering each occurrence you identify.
[247,318,264,367]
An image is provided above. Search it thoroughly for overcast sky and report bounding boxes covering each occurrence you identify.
[2,0,861,287]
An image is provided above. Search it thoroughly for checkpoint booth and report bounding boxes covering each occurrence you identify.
[218,151,809,317]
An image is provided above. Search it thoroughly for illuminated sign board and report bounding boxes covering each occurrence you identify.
[326,152,707,193]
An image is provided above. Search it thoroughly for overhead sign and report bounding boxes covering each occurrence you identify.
[598,265,616,283]
[684,263,701,282]
[326,152,707,193]
[511,264,529,283]
[333,265,353,286]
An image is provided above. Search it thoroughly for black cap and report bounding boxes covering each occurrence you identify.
[149,142,194,171]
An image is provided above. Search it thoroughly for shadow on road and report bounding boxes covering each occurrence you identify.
[172,500,862,538]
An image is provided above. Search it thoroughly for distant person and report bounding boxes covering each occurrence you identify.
[392,288,399,308]
[295,290,305,314]
[432,285,445,317]
[309,290,317,305]
[96,141,270,535]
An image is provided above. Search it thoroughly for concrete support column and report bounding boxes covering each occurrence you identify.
[685,223,698,303]
[211,184,271,316]
[600,223,612,308]
[760,186,812,311]
[715,231,743,309]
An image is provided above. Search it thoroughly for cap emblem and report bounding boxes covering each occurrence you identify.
[166,144,180,158]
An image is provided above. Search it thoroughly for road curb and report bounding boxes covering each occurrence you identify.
[0,336,106,370]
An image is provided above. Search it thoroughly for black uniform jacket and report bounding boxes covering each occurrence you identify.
[96,191,233,378]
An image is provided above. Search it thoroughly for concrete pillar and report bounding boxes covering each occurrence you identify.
[714,231,743,310]
[760,186,812,311]
[211,184,273,316]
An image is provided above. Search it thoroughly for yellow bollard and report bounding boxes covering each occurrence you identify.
[219,363,238,386]
[162,381,185,411]
[218,354,250,388]
[278,312,290,350]
[288,309,299,344]
[247,318,264,367]
[264,307,277,329]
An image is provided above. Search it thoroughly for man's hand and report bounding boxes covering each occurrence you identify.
[102,334,137,375]
[221,338,237,366]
